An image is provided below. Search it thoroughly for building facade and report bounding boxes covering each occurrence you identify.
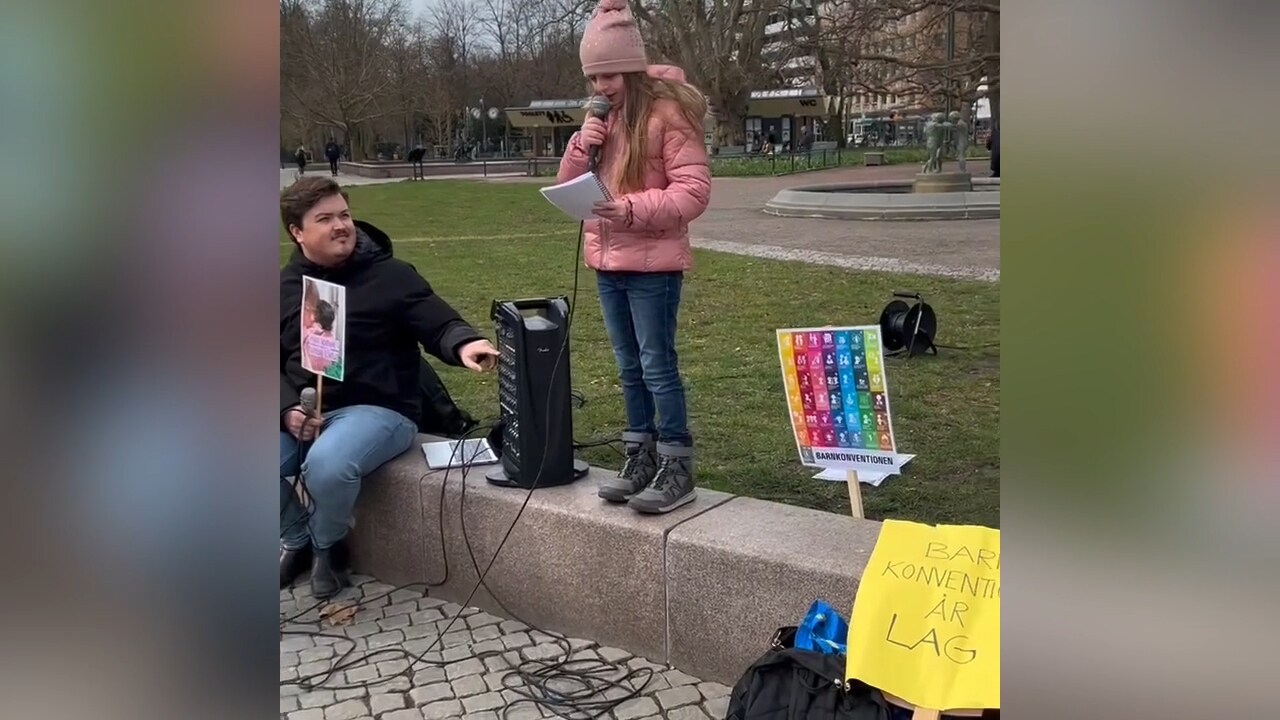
[753,0,994,146]
[503,2,993,154]
[502,99,588,157]
[502,98,718,158]
[742,87,834,151]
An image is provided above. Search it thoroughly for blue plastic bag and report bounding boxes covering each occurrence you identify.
[793,599,849,655]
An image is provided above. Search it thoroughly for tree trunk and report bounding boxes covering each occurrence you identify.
[351,124,366,161]
[713,89,749,147]
[716,111,744,147]
[986,8,1000,130]
[823,74,845,148]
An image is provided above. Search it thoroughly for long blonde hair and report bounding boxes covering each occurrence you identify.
[601,73,707,194]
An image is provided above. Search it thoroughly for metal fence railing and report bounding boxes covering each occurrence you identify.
[328,146,988,181]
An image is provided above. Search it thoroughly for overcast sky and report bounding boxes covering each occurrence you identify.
[407,0,442,22]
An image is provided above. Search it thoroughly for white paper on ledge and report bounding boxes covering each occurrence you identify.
[812,454,915,487]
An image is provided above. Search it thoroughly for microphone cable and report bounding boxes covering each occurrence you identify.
[449,217,658,719]
[280,417,656,717]
[280,217,660,718]
[279,406,321,541]
[280,422,500,692]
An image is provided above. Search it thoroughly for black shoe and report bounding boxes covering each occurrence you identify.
[329,537,351,574]
[309,545,346,600]
[280,544,311,589]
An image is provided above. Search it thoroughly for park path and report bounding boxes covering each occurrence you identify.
[285,161,1000,281]
[280,168,524,189]
[494,161,999,281]
[690,162,999,281]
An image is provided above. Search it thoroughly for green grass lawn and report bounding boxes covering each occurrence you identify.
[281,180,999,527]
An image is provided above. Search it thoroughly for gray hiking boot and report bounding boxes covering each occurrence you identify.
[598,432,657,503]
[628,443,696,514]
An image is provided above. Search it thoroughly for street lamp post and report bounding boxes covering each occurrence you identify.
[945,8,956,118]
[467,105,482,159]
[942,7,957,153]
[487,107,502,157]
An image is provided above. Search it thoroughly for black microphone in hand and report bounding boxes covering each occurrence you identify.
[585,96,610,173]
[299,387,317,418]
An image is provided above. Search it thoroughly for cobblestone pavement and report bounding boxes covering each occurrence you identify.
[280,575,732,720]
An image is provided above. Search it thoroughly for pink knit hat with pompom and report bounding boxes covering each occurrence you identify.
[579,0,648,75]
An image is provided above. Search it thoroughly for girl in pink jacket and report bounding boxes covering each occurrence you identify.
[557,0,712,514]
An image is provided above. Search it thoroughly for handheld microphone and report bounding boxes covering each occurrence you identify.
[299,387,317,417]
[585,96,610,173]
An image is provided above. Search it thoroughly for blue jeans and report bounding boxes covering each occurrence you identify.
[596,271,691,446]
[280,404,417,550]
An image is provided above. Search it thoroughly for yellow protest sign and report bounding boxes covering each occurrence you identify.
[845,520,1000,711]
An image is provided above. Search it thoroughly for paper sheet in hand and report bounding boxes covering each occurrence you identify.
[539,172,610,220]
[421,438,499,470]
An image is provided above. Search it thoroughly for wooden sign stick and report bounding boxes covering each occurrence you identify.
[846,469,864,518]
[315,374,324,415]
[911,708,941,720]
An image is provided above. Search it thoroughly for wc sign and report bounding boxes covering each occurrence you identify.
[518,110,575,125]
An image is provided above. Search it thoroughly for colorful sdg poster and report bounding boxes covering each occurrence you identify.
[777,326,908,476]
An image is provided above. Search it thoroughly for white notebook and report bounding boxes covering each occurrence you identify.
[539,171,613,221]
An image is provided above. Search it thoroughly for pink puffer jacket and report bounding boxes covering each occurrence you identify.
[556,65,711,273]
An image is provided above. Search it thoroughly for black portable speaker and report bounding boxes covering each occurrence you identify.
[485,297,588,489]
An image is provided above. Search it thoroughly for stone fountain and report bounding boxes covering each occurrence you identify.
[764,111,999,221]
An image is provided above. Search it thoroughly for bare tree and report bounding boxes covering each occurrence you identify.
[424,0,484,144]
[507,3,588,101]
[476,0,529,106]
[582,0,776,146]
[286,0,989,157]
[381,19,416,150]
[774,0,863,145]
[281,0,411,159]
[833,0,999,121]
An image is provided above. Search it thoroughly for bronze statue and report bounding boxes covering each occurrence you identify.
[949,110,969,173]
[922,112,947,173]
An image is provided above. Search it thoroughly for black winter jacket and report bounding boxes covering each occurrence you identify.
[280,220,484,422]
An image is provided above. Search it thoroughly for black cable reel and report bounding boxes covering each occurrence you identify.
[879,291,938,357]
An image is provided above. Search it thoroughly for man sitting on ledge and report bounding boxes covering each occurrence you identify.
[279,176,499,599]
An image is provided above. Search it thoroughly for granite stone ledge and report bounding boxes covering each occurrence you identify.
[350,436,734,664]
[665,497,882,685]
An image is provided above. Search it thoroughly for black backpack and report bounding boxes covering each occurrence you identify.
[725,627,891,720]
[415,358,477,438]
[726,627,1002,720]
[416,358,508,456]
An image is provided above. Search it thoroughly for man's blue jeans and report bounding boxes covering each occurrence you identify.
[596,271,692,446]
[280,404,417,550]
